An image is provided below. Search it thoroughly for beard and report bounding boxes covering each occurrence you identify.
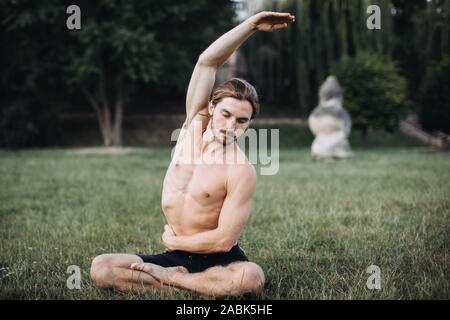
[211,119,236,146]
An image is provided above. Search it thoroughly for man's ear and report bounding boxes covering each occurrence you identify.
[208,102,215,116]
[244,118,253,132]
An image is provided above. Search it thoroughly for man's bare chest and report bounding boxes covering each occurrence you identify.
[163,162,227,203]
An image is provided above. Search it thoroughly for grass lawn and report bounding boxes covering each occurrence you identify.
[0,131,449,299]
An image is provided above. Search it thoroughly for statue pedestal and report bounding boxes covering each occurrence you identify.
[311,131,353,159]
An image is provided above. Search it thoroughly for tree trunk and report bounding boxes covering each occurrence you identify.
[111,77,124,146]
[81,78,124,147]
[99,75,114,146]
[101,101,113,146]
[98,102,122,147]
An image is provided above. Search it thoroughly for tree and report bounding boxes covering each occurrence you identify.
[333,53,408,139]
[242,0,393,116]
[1,0,66,148]
[1,0,234,146]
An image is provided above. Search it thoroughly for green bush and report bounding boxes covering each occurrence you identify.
[333,53,409,137]
[419,57,450,134]
[0,98,61,149]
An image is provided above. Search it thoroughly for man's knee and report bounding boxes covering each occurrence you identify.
[234,262,265,294]
[90,254,114,289]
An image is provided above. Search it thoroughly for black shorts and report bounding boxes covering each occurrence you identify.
[136,244,249,273]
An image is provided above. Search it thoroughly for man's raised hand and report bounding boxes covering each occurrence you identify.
[248,11,295,32]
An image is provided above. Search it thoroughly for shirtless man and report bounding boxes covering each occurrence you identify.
[90,11,295,297]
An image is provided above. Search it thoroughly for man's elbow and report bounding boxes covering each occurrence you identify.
[197,54,219,69]
[216,237,236,253]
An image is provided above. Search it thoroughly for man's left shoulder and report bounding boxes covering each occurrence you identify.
[228,161,257,185]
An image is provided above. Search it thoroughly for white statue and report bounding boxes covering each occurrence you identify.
[308,76,353,159]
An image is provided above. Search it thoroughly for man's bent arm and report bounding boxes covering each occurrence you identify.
[164,165,257,254]
[166,229,230,254]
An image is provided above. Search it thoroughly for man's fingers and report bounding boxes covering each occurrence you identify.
[265,11,291,16]
[268,12,295,19]
[260,11,293,20]
[275,16,295,23]
[265,16,295,26]
[165,224,176,234]
[273,23,288,30]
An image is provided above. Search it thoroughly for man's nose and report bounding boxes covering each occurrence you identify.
[226,118,236,130]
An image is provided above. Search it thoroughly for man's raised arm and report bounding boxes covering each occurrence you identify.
[185,11,295,125]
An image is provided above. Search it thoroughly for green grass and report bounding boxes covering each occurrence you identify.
[0,141,449,299]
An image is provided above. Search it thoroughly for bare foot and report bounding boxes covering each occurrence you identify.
[130,262,188,284]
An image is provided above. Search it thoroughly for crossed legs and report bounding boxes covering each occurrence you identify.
[90,254,167,293]
[90,253,265,297]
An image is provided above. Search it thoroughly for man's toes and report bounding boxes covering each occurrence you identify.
[131,262,153,274]
[166,266,188,274]
[177,266,189,273]
[130,263,188,283]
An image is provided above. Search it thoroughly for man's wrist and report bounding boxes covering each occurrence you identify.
[243,17,258,32]
[167,236,179,251]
